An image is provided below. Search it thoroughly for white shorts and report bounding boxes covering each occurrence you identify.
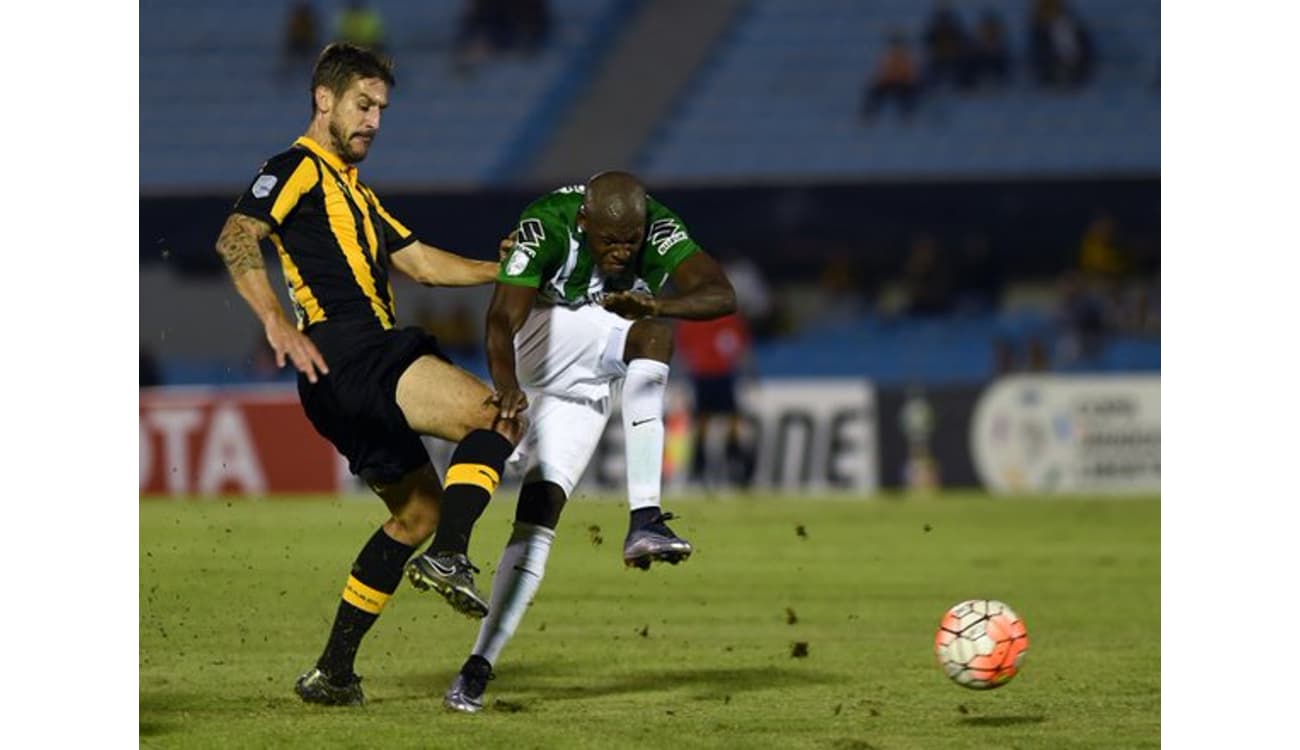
[515,303,632,402]
[509,304,633,495]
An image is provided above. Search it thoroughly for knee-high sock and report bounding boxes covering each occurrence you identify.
[317,527,414,680]
[471,522,555,665]
[623,359,669,512]
[427,429,513,556]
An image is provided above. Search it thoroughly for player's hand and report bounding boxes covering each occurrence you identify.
[498,230,517,263]
[264,316,329,384]
[602,291,660,319]
[488,387,529,420]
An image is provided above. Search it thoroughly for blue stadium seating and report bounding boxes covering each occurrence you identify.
[752,309,1159,385]
[639,0,1159,181]
[155,306,1157,387]
[140,0,629,190]
[141,0,1158,187]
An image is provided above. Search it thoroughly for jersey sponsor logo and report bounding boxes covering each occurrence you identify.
[508,218,545,275]
[251,174,278,199]
[648,218,688,256]
[517,218,545,249]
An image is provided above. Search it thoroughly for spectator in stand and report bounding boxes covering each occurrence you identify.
[676,313,754,492]
[1078,211,1130,280]
[456,0,508,71]
[455,0,552,74]
[862,32,921,122]
[922,2,972,89]
[969,10,1010,89]
[515,0,552,57]
[1055,271,1108,366]
[1029,0,1094,89]
[1075,210,1160,337]
[902,233,955,316]
[336,0,385,53]
[282,2,320,81]
[1054,210,1149,367]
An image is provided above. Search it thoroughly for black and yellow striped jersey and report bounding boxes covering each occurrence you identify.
[232,136,416,330]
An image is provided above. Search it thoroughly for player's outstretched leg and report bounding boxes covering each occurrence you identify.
[620,320,693,569]
[296,526,420,702]
[406,429,515,618]
[393,356,524,618]
[296,465,441,705]
[445,481,565,712]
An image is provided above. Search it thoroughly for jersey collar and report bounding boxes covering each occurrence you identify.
[294,136,357,183]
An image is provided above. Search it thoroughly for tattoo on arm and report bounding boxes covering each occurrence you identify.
[216,214,271,277]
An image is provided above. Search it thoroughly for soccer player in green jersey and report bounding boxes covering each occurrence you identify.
[404,171,737,712]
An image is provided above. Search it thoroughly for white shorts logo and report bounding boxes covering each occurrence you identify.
[251,174,278,199]
[506,248,530,276]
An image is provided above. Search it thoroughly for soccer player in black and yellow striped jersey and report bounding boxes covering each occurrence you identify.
[215,43,525,707]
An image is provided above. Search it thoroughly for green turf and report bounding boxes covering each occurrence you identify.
[140,492,1159,749]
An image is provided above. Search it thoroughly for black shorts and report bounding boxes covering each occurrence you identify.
[692,374,738,415]
[297,320,449,486]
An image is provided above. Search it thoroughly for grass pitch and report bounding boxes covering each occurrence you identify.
[140,492,1159,749]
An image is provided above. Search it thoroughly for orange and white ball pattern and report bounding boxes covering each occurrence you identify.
[934,599,1029,690]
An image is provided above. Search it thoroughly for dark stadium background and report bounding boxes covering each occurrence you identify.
[139,0,1159,496]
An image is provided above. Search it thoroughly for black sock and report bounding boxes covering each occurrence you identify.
[724,434,745,484]
[316,527,414,682]
[689,432,708,482]
[629,506,660,535]
[427,429,513,556]
[464,653,493,674]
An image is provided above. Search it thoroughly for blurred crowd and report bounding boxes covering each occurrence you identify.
[141,207,1157,387]
[799,207,1159,375]
[863,0,1098,122]
[140,0,1156,391]
[278,0,552,82]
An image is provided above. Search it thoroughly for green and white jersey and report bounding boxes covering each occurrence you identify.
[497,185,700,306]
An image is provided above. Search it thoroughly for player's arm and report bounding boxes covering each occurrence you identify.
[656,251,737,320]
[367,186,497,287]
[214,214,329,383]
[483,282,538,419]
[604,251,737,321]
[390,241,499,287]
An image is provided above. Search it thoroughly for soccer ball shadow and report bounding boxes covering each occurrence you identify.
[957,715,1047,727]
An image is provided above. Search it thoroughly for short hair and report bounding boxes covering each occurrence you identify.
[309,42,396,113]
[583,171,646,227]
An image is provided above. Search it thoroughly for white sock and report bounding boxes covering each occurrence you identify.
[471,522,555,665]
[622,358,670,511]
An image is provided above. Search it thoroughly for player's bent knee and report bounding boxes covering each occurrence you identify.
[515,481,567,529]
[492,413,528,445]
[625,318,674,362]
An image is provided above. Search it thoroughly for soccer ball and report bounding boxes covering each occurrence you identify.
[934,599,1029,690]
